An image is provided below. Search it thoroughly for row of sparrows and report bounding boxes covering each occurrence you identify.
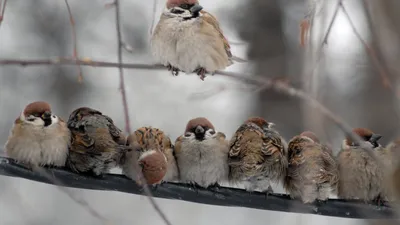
[150,0,236,80]
[4,101,399,205]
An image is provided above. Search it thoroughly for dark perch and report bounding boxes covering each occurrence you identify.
[0,156,396,219]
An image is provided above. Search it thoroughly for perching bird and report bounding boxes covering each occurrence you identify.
[66,107,129,177]
[122,127,177,185]
[4,101,70,168]
[376,137,400,202]
[299,131,334,156]
[284,131,339,203]
[175,117,229,188]
[389,138,400,201]
[151,0,233,80]
[228,117,287,193]
[337,128,385,203]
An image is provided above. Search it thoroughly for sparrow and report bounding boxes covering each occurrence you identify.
[151,0,233,80]
[228,117,287,193]
[337,128,385,203]
[390,138,400,201]
[4,101,70,167]
[174,117,229,188]
[300,131,334,155]
[375,137,400,202]
[66,107,130,177]
[121,127,178,185]
[284,131,339,203]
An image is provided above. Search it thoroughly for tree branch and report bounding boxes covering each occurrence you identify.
[64,0,84,83]
[0,0,7,28]
[0,57,380,153]
[0,157,395,219]
[339,1,393,90]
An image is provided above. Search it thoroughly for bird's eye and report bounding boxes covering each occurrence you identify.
[180,4,190,9]
[209,130,216,135]
[171,8,184,14]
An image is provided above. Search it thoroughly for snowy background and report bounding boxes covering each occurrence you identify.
[0,0,399,224]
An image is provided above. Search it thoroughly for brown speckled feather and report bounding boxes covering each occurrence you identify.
[228,122,287,185]
[201,10,232,59]
[285,135,338,203]
[126,127,179,182]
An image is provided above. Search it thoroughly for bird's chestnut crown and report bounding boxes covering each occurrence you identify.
[21,101,54,126]
[245,117,274,130]
[300,131,320,143]
[166,0,203,19]
[68,107,102,127]
[23,101,51,118]
[346,128,382,148]
[184,117,216,141]
[167,0,198,8]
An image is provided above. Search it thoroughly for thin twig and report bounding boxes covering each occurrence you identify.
[0,0,8,27]
[114,1,172,225]
[149,0,158,35]
[322,0,341,45]
[306,0,341,82]
[0,58,378,154]
[339,1,393,89]
[64,0,84,83]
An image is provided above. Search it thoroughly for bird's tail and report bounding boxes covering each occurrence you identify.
[231,55,248,63]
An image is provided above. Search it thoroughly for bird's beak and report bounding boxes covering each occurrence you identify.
[41,111,51,120]
[190,3,203,14]
[267,122,275,129]
[369,134,382,143]
[194,125,205,135]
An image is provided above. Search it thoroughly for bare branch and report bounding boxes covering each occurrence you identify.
[322,0,341,45]
[339,1,393,90]
[0,157,395,219]
[0,57,379,154]
[64,0,84,83]
[114,1,172,225]
[0,0,8,27]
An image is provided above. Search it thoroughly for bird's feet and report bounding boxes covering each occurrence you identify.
[167,64,180,76]
[373,195,387,206]
[208,182,222,191]
[315,199,328,206]
[194,67,207,81]
[262,185,274,196]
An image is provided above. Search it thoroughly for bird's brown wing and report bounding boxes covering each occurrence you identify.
[320,147,339,190]
[228,123,264,165]
[103,115,126,145]
[174,135,184,155]
[69,130,100,156]
[201,10,232,59]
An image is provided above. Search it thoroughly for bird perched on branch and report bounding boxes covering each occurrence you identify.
[228,117,287,193]
[4,101,70,168]
[122,127,178,185]
[175,117,229,188]
[337,128,385,204]
[66,107,129,177]
[151,0,233,80]
[376,137,400,202]
[284,131,338,203]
